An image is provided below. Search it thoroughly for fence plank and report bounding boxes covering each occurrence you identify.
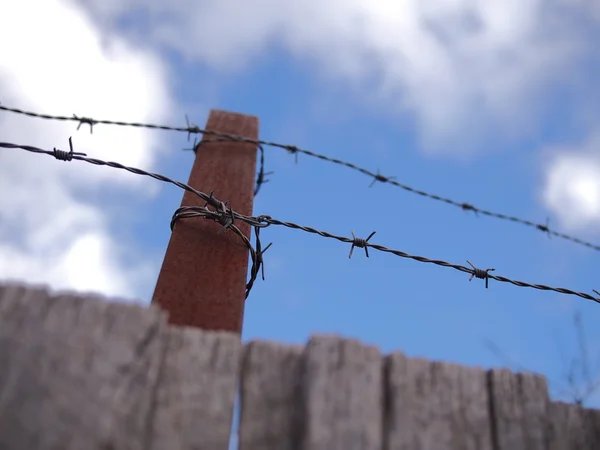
[149,327,242,450]
[239,340,304,450]
[384,353,492,450]
[0,283,166,450]
[302,335,383,450]
[548,401,600,449]
[487,369,550,450]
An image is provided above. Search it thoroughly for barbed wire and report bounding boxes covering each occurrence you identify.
[190,137,272,196]
[2,138,599,304]
[1,103,598,253]
[0,138,269,298]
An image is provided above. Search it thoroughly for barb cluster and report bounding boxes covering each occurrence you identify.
[1,103,598,254]
[170,192,272,298]
[2,139,599,305]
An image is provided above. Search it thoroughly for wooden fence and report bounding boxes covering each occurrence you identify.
[0,283,599,449]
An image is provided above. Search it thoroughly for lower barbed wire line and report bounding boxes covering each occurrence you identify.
[2,103,599,253]
[249,215,599,302]
[2,139,599,304]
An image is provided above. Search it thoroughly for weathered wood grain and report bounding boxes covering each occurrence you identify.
[239,340,304,450]
[487,369,550,450]
[548,401,600,449]
[0,283,167,450]
[385,352,492,450]
[149,326,241,450]
[302,335,383,450]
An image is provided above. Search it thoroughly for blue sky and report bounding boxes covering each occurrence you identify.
[1,0,600,411]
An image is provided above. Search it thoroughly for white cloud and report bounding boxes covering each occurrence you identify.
[0,0,175,300]
[75,0,600,236]
[77,0,599,151]
[542,136,600,231]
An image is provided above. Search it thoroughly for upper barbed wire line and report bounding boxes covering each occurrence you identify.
[1,139,599,305]
[1,103,598,253]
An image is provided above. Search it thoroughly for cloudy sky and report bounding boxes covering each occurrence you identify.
[2,0,600,419]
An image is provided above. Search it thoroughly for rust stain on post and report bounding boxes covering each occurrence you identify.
[151,110,258,334]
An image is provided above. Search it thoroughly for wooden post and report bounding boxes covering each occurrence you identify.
[151,110,258,334]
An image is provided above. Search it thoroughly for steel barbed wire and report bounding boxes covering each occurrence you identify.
[2,138,599,304]
[1,103,598,253]
[170,204,272,297]
[192,137,273,196]
[0,105,271,198]
[0,138,268,299]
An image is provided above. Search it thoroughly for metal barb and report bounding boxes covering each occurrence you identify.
[73,114,96,134]
[52,136,87,161]
[369,170,396,188]
[216,205,235,235]
[258,243,273,280]
[536,218,551,239]
[254,143,272,197]
[184,114,201,141]
[203,190,222,210]
[466,260,495,289]
[255,170,274,196]
[461,203,478,215]
[182,136,199,152]
[244,226,268,297]
[254,226,273,281]
[349,231,376,259]
[286,145,299,164]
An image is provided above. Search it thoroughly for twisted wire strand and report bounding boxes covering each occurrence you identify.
[2,139,598,304]
[191,137,272,196]
[171,205,272,298]
[1,104,597,252]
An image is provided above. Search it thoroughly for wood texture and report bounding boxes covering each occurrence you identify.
[487,369,550,450]
[149,327,242,450]
[385,353,492,450]
[0,283,166,450]
[239,340,304,450]
[303,335,383,450]
[2,283,600,449]
[548,401,600,449]
[151,109,259,333]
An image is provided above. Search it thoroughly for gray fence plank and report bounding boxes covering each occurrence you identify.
[149,327,242,450]
[488,369,550,450]
[548,401,600,449]
[302,335,383,450]
[0,283,166,450]
[239,340,304,450]
[384,353,492,450]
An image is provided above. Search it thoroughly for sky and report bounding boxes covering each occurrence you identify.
[1,0,600,424]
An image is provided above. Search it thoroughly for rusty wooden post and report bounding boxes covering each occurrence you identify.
[151,110,258,334]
